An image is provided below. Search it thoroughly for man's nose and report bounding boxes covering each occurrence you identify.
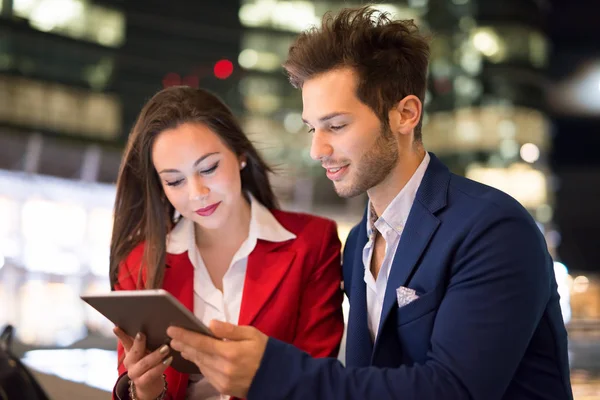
[309,130,334,161]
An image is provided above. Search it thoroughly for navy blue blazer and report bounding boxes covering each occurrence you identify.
[248,153,573,400]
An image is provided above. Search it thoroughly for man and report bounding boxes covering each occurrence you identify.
[168,6,573,400]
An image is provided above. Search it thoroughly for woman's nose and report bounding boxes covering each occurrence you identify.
[189,178,210,201]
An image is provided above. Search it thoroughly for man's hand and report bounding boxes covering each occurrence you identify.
[167,320,268,398]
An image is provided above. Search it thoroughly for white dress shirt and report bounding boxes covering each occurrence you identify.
[166,194,296,400]
[362,152,430,340]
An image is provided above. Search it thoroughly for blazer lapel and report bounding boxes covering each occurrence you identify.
[162,253,195,400]
[238,240,296,326]
[374,153,449,350]
[345,215,374,367]
[163,253,194,312]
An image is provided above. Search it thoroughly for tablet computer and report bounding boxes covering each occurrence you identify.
[81,289,215,374]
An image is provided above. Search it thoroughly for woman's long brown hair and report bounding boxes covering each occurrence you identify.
[109,86,278,290]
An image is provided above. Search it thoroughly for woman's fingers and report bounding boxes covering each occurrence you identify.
[121,332,149,370]
[130,332,147,359]
[114,328,173,395]
[128,344,172,382]
[113,327,134,352]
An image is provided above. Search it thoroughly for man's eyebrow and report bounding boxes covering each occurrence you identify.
[302,112,350,125]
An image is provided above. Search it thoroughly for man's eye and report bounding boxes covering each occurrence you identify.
[330,124,346,131]
[307,127,315,134]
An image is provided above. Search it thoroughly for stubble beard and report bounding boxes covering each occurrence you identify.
[334,126,399,198]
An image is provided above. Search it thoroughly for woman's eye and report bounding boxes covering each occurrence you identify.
[307,127,315,134]
[330,124,346,131]
[201,162,219,175]
[165,179,183,187]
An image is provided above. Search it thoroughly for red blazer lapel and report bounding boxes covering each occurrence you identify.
[238,240,296,326]
[163,252,194,312]
[157,253,194,398]
[163,242,297,326]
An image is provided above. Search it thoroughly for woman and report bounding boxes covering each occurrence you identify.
[109,86,343,400]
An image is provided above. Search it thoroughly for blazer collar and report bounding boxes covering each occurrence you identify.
[372,152,450,351]
[413,152,450,215]
[347,153,451,357]
[355,152,449,235]
[366,152,430,236]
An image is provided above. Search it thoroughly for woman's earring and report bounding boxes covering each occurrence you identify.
[240,161,247,169]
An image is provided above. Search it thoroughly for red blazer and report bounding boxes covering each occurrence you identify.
[112,210,344,400]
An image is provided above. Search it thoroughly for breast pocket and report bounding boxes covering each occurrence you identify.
[395,284,445,364]
[396,284,444,327]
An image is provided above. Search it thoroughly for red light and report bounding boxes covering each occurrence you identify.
[162,72,181,88]
[214,59,233,79]
[182,75,199,88]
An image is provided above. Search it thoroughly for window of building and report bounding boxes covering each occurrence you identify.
[239,0,319,33]
[0,75,121,139]
[423,105,549,155]
[12,0,125,47]
[471,25,548,68]
[238,32,293,72]
[239,0,419,33]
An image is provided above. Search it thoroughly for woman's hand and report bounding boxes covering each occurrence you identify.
[114,327,172,400]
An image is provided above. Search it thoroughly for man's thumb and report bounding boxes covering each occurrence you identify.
[210,320,254,341]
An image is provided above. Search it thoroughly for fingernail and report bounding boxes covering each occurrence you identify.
[135,332,142,341]
[159,345,170,355]
[163,356,173,366]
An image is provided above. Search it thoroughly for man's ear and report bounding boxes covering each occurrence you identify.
[388,95,422,137]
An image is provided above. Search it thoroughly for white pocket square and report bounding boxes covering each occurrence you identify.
[396,286,419,308]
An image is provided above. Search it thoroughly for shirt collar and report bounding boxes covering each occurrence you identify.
[250,195,296,243]
[366,152,431,236]
[166,193,296,255]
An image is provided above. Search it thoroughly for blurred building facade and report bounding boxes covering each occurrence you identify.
[0,0,125,352]
[0,0,244,348]
[0,0,124,181]
[0,0,244,183]
[119,0,244,135]
[423,0,598,322]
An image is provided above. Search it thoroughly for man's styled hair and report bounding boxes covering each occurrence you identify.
[283,6,431,141]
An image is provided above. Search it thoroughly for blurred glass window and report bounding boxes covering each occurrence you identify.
[471,26,548,68]
[13,0,125,47]
[0,75,121,139]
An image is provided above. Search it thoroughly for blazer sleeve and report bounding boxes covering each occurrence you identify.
[111,253,137,400]
[290,219,344,359]
[247,210,555,400]
[111,247,182,400]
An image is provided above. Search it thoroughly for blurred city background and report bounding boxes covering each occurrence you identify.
[0,0,598,398]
